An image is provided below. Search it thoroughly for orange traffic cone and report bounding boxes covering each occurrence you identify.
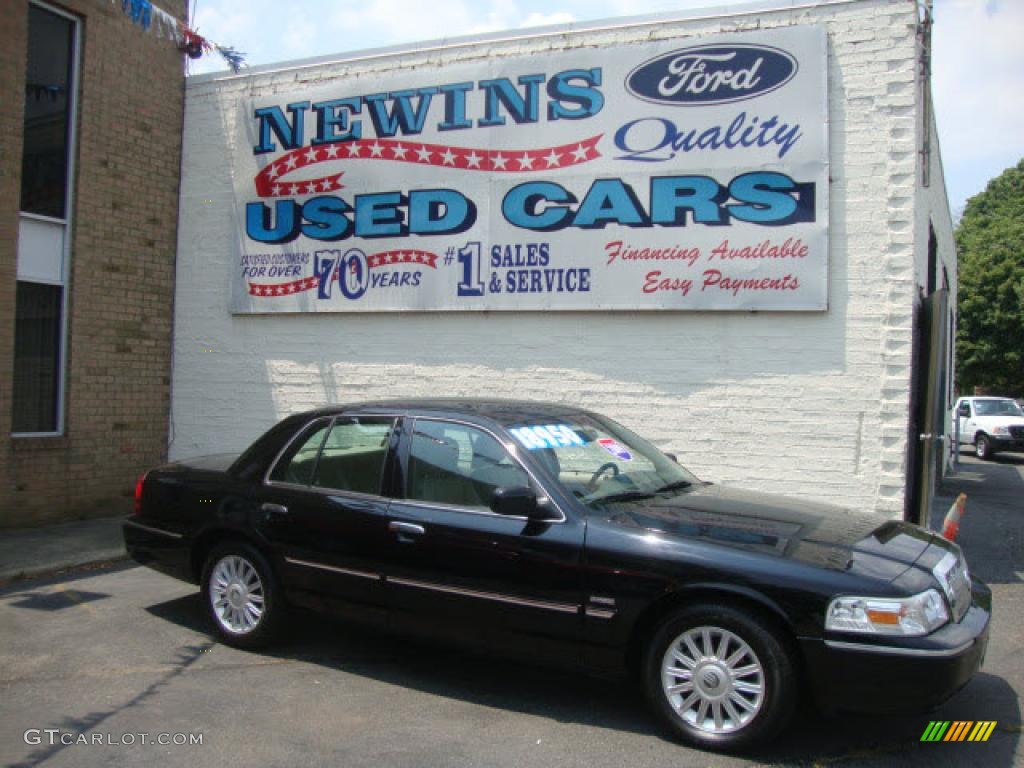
[941,493,967,541]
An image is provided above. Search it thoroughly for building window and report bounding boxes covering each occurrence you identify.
[14,2,79,435]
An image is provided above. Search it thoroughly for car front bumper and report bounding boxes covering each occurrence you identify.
[799,580,991,714]
[988,435,1024,452]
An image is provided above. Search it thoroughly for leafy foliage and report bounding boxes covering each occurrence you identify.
[955,159,1024,395]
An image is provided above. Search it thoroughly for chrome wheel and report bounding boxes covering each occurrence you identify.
[209,555,265,634]
[660,625,765,734]
[976,435,991,460]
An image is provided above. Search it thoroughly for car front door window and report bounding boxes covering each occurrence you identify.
[407,420,529,509]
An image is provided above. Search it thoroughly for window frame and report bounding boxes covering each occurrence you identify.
[13,0,81,437]
[311,416,397,495]
[264,414,399,501]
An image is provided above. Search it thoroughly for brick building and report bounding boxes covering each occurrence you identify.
[0,0,184,527]
[172,0,956,522]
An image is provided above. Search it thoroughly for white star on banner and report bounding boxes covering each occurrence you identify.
[324,144,340,159]
[441,148,457,165]
[491,153,508,170]
[518,153,535,170]
[464,151,482,168]
[369,143,385,158]
[268,164,281,178]
[544,150,562,168]
[572,144,590,162]
[391,143,408,159]
[416,146,432,163]
[284,154,299,170]
[304,148,319,164]
[346,143,363,157]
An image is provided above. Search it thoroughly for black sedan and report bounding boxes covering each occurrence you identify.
[124,400,990,752]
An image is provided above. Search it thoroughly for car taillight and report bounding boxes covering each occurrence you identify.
[134,473,147,515]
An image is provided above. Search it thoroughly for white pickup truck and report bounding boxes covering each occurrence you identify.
[953,396,1024,460]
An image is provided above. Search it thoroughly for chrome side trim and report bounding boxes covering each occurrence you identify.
[388,575,580,614]
[124,520,184,539]
[392,497,558,523]
[284,557,380,581]
[584,608,616,619]
[823,638,975,658]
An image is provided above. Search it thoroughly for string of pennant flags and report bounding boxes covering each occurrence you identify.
[105,0,245,72]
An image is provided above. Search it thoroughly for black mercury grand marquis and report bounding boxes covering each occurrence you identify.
[124,400,990,751]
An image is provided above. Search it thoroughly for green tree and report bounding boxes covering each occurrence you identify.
[955,159,1024,395]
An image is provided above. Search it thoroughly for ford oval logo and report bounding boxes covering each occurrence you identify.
[626,44,798,106]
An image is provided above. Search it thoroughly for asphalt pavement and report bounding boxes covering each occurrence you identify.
[0,454,1020,767]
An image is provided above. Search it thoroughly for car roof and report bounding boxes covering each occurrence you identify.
[301,398,594,425]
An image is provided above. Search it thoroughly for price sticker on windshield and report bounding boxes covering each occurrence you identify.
[509,424,585,450]
[598,438,633,461]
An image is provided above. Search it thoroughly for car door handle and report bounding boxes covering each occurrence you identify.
[389,521,425,536]
[261,502,289,517]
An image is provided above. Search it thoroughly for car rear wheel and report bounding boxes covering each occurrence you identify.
[201,542,283,649]
[643,604,796,751]
[975,434,993,460]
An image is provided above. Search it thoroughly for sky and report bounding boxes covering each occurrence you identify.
[184,0,1024,215]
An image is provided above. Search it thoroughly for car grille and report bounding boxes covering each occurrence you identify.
[1009,425,1024,440]
[934,551,972,623]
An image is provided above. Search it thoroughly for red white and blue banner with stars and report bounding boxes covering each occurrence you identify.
[230,25,827,313]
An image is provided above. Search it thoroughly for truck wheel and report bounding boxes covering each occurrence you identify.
[975,434,993,460]
[643,604,796,751]
[201,542,284,649]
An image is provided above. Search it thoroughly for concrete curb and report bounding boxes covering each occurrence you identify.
[0,516,128,585]
[0,552,129,588]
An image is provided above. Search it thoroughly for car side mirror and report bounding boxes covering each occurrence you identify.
[491,486,544,518]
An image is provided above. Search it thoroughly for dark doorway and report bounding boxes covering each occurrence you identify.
[905,288,949,524]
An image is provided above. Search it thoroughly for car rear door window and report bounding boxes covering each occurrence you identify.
[312,417,395,495]
[407,420,529,508]
[268,420,331,485]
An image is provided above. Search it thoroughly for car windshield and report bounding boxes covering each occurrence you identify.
[503,413,700,507]
[974,399,1023,417]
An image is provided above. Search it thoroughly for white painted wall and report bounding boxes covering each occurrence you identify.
[172,0,943,517]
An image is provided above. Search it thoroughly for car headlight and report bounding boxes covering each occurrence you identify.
[991,426,1010,436]
[825,589,949,636]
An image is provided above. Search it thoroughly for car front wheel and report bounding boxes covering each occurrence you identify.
[975,434,993,460]
[643,604,796,751]
[201,542,283,648]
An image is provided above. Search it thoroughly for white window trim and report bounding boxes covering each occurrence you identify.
[13,0,81,438]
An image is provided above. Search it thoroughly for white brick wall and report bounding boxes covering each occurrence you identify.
[172,0,947,517]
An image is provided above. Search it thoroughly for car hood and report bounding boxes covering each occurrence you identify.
[600,484,935,581]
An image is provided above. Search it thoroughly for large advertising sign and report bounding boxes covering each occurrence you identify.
[230,25,827,313]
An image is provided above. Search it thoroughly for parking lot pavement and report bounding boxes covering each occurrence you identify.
[1,465,1021,768]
